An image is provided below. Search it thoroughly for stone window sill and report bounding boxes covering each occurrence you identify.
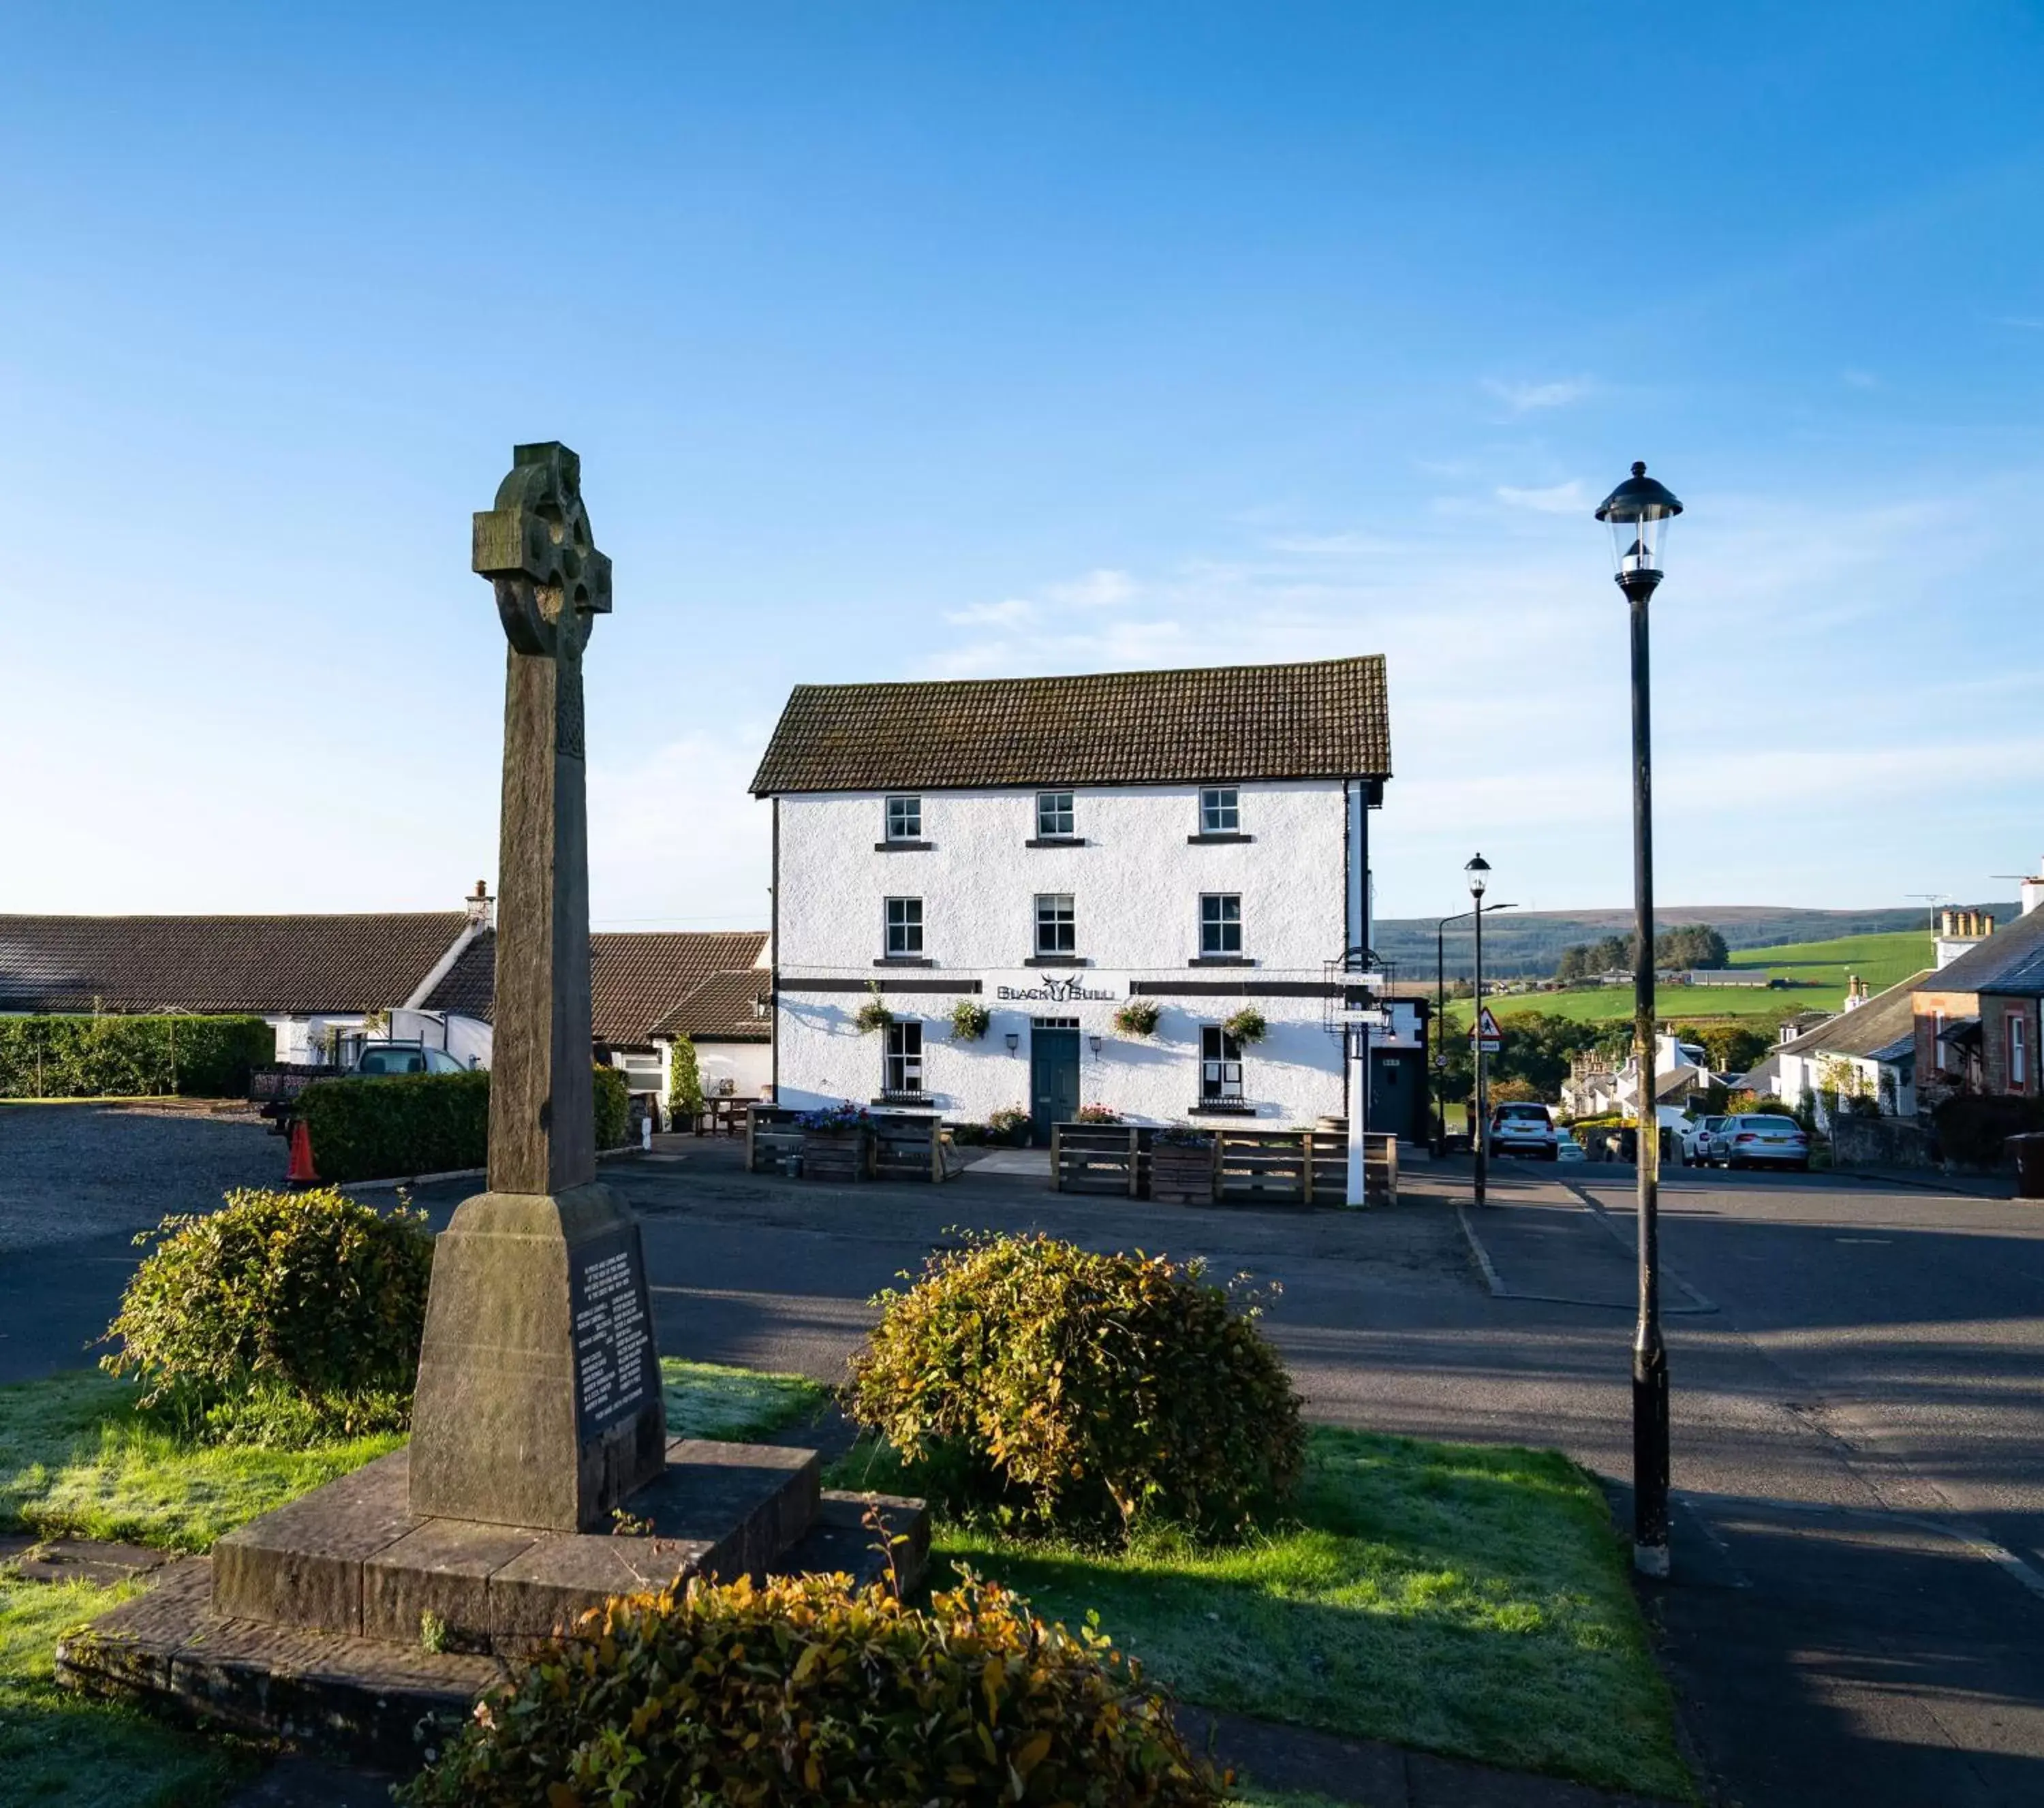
[1024,955,1089,967]
[1187,832,1254,844]
[871,1093,934,1107]
[873,840,933,852]
[1188,956,1255,967]
[1024,837,1089,848]
[874,957,933,967]
[1189,1100,1257,1116]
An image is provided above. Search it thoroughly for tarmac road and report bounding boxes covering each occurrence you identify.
[11,1120,2044,1803]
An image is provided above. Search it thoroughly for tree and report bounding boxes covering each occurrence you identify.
[1656,924,1729,971]
[667,1035,704,1123]
[1675,1021,1770,1076]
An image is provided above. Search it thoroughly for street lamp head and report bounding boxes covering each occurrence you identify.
[1594,461,1683,595]
[1465,852,1490,899]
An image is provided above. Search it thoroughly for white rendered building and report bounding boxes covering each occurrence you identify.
[752,656,1426,1142]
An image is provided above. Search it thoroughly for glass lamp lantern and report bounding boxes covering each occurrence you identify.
[1466,852,1490,900]
[1594,461,1684,589]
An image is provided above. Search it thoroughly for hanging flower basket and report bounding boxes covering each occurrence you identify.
[1222,1007,1268,1045]
[949,1000,991,1041]
[1113,999,1160,1037]
[854,985,894,1035]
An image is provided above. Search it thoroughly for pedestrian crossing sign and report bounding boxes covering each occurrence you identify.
[1471,1006,1503,1053]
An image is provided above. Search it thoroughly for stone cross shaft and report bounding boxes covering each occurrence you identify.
[472,441,613,1196]
[407,442,664,1532]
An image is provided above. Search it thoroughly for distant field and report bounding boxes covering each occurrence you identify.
[1444,931,1932,1028]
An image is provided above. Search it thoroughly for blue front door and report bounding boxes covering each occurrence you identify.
[1029,1025,1081,1147]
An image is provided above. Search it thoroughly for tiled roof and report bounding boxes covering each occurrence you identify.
[423,930,769,1046]
[1917,907,2044,995]
[749,655,1391,795]
[649,969,774,1043]
[0,914,470,1016]
[1777,971,1931,1063]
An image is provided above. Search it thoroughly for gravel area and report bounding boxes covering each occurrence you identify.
[0,1101,283,1256]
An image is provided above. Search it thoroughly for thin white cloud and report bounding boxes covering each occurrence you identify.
[1265,531,1408,557]
[1484,377,1592,414]
[1842,369,1879,389]
[1496,480,1590,514]
[1997,316,2044,330]
[1044,568,1136,608]
[944,597,1034,628]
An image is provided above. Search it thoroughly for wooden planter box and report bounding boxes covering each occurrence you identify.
[801,1127,871,1183]
[1150,1141,1215,1204]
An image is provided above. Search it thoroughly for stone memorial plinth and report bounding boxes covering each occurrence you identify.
[56,443,927,1762]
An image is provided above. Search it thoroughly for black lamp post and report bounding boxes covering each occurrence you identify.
[1466,854,1491,1206]
[1436,901,1515,1152]
[1595,458,1684,1578]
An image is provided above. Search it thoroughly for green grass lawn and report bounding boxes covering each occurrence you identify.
[0,1573,254,1807]
[0,1360,825,1550]
[1444,929,1932,1029]
[831,1428,1690,1801]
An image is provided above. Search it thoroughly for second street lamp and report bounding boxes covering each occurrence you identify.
[1595,458,1684,1578]
[1466,854,1491,1207]
[1436,901,1515,1151]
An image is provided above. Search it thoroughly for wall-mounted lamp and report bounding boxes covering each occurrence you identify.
[1004,1033,1020,1053]
[1088,1035,1102,1056]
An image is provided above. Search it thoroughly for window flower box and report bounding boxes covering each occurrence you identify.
[799,1103,874,1182]
[1151,1132,1216,1204]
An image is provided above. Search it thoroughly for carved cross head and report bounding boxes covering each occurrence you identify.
[473,441,613,657]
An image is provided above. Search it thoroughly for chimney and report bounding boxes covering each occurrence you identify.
[2022,861,2044,919]
[466,879,495,929]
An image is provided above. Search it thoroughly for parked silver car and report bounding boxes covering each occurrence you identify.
[1692,1114,1735,1167]
[349,1042,468,1077]
[1724,1113,1810,1172]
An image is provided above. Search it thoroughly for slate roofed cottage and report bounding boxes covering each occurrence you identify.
[751,654,1427,1144]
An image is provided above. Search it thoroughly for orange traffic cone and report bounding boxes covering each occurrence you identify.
[288,1120,318,1184]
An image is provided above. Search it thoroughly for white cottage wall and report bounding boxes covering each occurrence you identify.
[778,781,1344,972]
[774,781,1359,1126]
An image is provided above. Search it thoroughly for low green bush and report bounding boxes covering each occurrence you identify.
[0,1014,274,1099]
[99,1187,433,1444]
[848,1232,1303,1544]
[299,1063,632,1183]
[399,1570,1222,1808]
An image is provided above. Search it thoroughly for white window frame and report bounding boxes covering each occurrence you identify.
[884,795,922,841]
[1934,1009,1947,1072]
[884,896,924,957]
[1034,893,1077,956]
[1200,787,1239,833]
[1036,790,1075,838]
[1200,892,1243,956]
[1200,1024,1243,1100]
[884,1020,923,1095]
[2011,1011,2028,1091]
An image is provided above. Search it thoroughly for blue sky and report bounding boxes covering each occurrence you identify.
[5,2,2041,926]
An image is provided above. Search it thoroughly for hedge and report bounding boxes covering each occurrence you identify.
[0,1014,275,1099]
[299,1063,634,1183]
[1932,1094,2044,1168]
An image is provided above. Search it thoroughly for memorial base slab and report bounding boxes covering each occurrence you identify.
[57,1438,929,1766]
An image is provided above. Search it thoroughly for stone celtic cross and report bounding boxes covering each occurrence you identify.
[408,442,666,1531]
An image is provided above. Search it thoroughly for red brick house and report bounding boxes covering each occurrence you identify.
[1912,905,2044,1108]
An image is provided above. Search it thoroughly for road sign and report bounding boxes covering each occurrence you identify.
[1340,1006,1390,1029]
[1470,1006,1503,1053]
